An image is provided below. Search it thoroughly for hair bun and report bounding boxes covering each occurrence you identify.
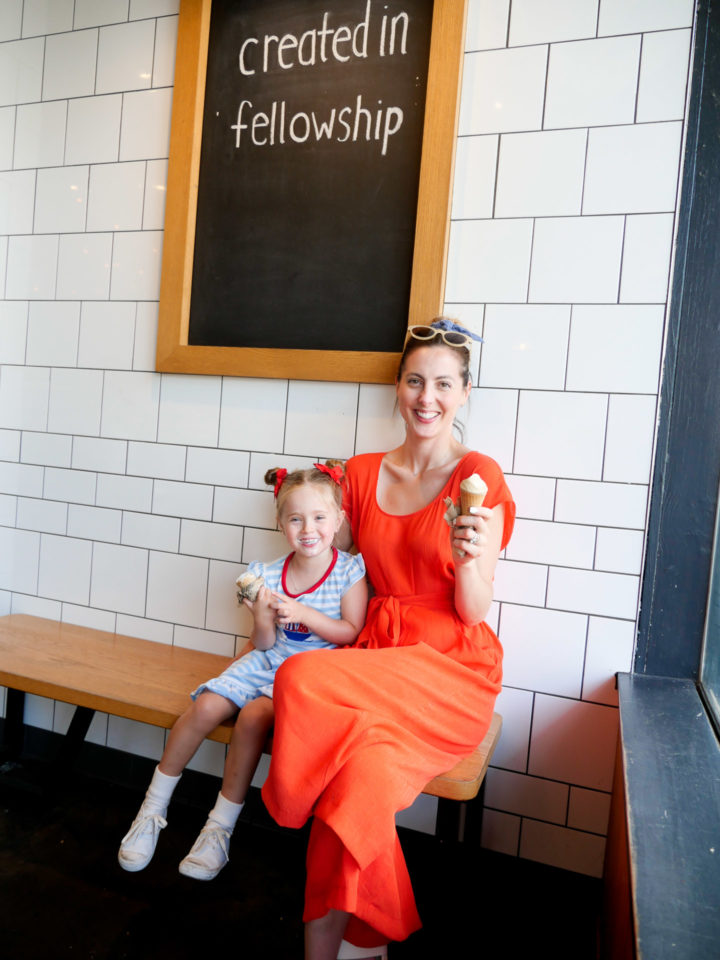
[323,458,345,477]
[264,467,282,487]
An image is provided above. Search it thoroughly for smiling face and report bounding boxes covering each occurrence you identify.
[396,344,471,440]
[278,483,343,559]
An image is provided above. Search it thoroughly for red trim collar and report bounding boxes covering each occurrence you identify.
[281,547,338,597]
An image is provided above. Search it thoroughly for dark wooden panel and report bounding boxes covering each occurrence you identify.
[616,673,720,958]
[636,0,720,678]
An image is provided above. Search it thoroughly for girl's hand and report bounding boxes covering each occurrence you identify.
[270,592,303,625]
[243,586,275,622]
[244,585,278,650]
[451,505,493,566]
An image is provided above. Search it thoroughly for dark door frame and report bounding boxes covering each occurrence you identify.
[635,0,720,679]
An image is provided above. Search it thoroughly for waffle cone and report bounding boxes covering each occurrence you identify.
[460,489,487,514]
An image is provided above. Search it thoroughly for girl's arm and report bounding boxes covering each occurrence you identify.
[243,586,278,651]
[271,576,368,646]
[451,504,505,626]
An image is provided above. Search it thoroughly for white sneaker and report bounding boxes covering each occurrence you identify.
[118,805,167,872]
[178,820,232,881]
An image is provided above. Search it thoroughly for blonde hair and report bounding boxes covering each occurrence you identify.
[264,460,345,517]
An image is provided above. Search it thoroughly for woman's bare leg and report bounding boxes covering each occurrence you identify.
[158,692,237,777]
[220,695,274,803]
[305,910,350,960]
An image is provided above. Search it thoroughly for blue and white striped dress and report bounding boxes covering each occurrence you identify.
[192,548,366,708]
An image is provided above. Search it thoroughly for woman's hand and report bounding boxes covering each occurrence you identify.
[452,503,505,626]
[451,505,493,566]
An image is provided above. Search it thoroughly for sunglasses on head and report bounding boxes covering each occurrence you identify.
[406,324,475,349]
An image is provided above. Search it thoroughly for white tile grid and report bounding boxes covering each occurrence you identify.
[452,16,676,876]
[0,429,21,461]
[0,6,693,876]
[486,677,617,875]
[453,20,684,871]
[21,430,72,467]
[0,3,23,44]
[0,493,17,526]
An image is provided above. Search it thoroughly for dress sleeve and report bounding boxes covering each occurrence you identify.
[343,552,366,588]
[247,559,266,580]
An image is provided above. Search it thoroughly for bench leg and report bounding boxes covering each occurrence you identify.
[436,797,465,842]
[45,705,97,790]
[435,781,487,843]
[1,692,95,784]
[1,688,26,764]
[57,705,95,768]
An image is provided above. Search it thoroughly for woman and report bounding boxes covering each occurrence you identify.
[261,318,515,959]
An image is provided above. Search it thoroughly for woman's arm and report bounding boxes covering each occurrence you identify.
[271,576,368,646]
[451,503,505,626]
[334,514,353,552]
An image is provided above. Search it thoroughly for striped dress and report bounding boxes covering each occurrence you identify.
[192,548,366,708]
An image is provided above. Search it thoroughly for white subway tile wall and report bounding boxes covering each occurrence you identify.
[0,0,694,875]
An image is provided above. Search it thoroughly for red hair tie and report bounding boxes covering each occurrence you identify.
[314,462,343,485]
[273,468,288,498]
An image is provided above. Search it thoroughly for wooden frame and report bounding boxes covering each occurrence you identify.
[156,0,468,383]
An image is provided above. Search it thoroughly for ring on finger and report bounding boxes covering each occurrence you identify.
[470,533,480,545]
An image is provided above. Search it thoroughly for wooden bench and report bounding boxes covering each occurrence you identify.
[0,613,501,840]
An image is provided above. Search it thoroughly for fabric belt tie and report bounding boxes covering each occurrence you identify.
[366,592,454,647]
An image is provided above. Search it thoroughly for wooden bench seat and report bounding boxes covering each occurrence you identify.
[0,613,501,835]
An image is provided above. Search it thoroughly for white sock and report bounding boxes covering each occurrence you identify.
[143,765,181,815]
[208,791,244,831]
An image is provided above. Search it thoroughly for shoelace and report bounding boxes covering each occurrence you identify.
[186,822,231,863]
[120,811,167,847]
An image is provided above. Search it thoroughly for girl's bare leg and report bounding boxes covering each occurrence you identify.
[119,692,237,872]
[178,696,274,881]
[305,910,351,960]
[220,695,275,803]
[158,692,237,777]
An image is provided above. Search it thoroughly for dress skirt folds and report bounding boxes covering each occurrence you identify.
[262,451,515,946]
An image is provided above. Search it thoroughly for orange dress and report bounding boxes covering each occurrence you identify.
[262,451,515,946]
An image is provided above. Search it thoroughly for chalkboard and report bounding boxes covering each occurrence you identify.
[157,0,467,382]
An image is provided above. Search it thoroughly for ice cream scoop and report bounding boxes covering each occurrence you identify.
[236,572,264,603]
[460,473,488,515]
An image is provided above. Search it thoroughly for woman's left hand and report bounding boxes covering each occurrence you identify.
[451,505,493,565]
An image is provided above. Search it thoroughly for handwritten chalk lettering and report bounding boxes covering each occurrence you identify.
[239,1,373,75]
[231,96,404,156]
[379,11,409,55]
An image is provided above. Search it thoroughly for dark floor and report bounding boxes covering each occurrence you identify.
[0,731,602,960]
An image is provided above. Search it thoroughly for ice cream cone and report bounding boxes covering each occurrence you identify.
[236,572,264,603]
[460,473,488,515]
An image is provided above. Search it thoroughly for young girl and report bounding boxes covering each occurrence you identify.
[118,461,368,881]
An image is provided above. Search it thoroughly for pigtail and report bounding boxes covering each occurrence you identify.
[265,468,288,500]
[323,458,346,479]
[264,467,282,488]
